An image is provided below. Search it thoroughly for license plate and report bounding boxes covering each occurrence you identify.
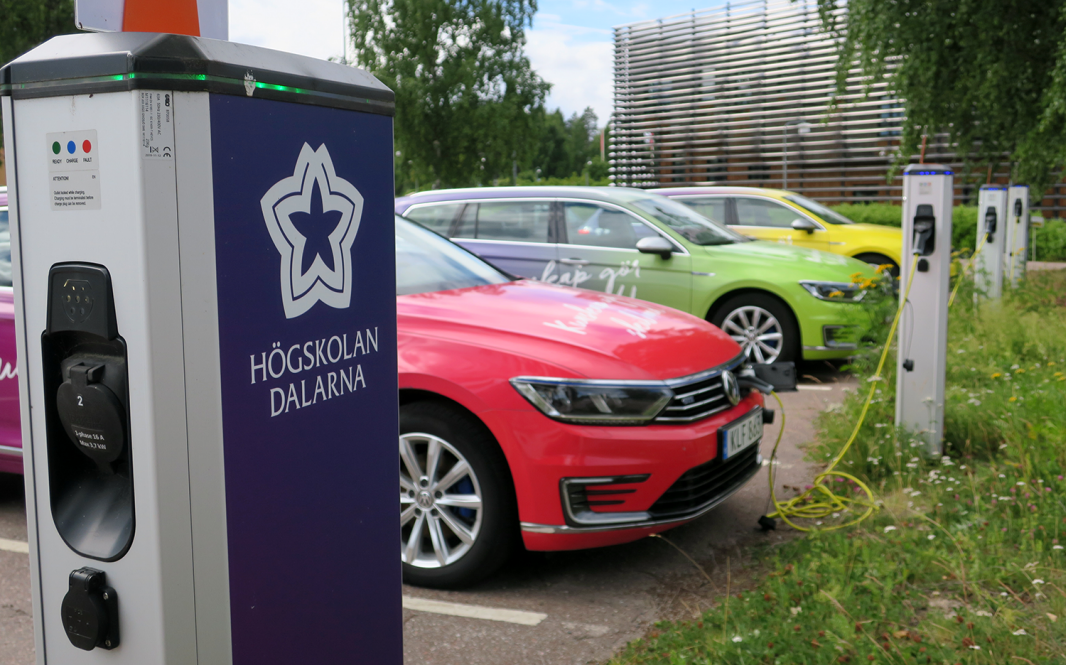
[720,408,763,460]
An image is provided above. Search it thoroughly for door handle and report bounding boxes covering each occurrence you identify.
[559,258,590,266]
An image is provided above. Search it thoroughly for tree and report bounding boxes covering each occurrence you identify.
[348,0,550,191]
[0,0,76,166]
[818,0,1066,192]
[529,106,605,180]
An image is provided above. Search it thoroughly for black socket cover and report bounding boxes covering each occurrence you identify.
[60,567,119,650]
[56,364,125,466]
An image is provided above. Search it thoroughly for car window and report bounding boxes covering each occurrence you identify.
[395,216,510,296]
[563,202,656,249]
[404,203,462,235]
[734,198,805,229]
[628,196,743,246]
[783,194,855,225]
[453,203,477,239]
[0,209,10,288]
[474,201,551,242]
[677,197,727,225]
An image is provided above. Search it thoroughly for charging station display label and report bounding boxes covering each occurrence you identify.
[46,130,101,210]
[210,95,400,664]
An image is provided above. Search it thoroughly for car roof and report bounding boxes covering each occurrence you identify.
[652,186,795,198]
[395,186,660,208]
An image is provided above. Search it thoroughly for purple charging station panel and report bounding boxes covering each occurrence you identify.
[210,94,401,664]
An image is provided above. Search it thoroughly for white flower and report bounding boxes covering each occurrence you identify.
[1000,592,1009,597]
[1054,545,1064,550]
[1033,579,1045,585]
[1017,482,1026,486]
[884,526,897,533]
[1013,629,1027,636]
[975,610,993,617]
[732,636,743,643]
[790,606,802,616]
[753,629,760,637]
[911,491,922,496]
[969,645,982,650]
[927,535,936,540]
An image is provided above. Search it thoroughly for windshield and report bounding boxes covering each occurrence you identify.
[396,215,511,296]
[0,209,9,287]
[628,196,745,246]
[784,194,854,225]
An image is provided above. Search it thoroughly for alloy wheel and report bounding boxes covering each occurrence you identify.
[400,432,483,568]
[721,305,784,363]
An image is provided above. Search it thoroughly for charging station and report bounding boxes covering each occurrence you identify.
[896,164,953,457]
[2,33,400,664]
[1006,185,1030,287]
[973,185,1007,299]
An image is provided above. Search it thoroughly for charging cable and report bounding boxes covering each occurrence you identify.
[948,228,987,308]
[762,255,920,532]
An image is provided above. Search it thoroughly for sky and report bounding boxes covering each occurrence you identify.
[229,0,711,126]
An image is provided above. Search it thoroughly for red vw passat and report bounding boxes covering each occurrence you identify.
[396,217,766,587]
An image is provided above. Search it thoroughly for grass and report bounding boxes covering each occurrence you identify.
[608,270,1066,664]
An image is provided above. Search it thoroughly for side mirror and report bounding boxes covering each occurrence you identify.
[790,218,818,234]
[636,236,674,259]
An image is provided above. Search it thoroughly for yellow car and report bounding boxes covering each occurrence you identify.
[656,187,903,274]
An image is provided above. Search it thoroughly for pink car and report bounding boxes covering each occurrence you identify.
[0,188,19,475]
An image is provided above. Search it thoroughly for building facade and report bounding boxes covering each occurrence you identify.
[610,0,1065,215]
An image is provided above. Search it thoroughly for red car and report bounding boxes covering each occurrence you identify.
[0,189,19,476]
[396,217,766,587]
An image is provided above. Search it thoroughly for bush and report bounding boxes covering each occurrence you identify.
[1033,218,1066,261]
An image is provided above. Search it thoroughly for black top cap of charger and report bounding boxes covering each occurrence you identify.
[0,32,393,116]
[46,263,119,341]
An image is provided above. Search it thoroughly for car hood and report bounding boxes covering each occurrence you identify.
[700,239,875,279]
[397,280,742,380]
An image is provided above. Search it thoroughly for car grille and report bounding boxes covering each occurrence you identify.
[655,360,743,424]
[648,444,761,520]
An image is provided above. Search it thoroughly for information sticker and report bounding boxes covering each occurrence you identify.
[46,130,101,211]
[140,91,174,160]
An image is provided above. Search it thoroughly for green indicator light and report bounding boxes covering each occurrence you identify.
[52,141,61,155]
[197,74,207,81]
[112,74,125,81]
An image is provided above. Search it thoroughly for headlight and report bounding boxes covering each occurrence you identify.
[799,281,866,302]
[510,377,673,425]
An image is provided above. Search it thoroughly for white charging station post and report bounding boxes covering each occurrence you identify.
[896,164,953,458]
[2,34,400,663]
[973,185,1007,299]
[1006,185,1030,287]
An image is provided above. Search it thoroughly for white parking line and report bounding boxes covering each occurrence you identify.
[402,596,547,626]
[0,538,29,554]
[797,385,834,391]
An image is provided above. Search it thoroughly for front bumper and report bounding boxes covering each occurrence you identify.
[480,390,765,552]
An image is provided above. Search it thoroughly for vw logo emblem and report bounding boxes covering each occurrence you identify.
[721,370,741,406]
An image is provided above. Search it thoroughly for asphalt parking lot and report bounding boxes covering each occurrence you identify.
[0,364,854,665]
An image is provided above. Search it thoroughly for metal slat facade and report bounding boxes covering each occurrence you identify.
[611,0,1066,215]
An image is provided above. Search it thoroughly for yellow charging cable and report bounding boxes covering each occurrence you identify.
[765,255,920,532]
[948,228,987,308]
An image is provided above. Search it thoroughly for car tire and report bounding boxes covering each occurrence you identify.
[400,400,517,588]
[710,293,799,364]
[853,253,899,279]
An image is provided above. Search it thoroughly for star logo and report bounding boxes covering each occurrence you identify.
[261,143,363,319]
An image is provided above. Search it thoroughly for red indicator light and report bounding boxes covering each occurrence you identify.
[82,140,92,153]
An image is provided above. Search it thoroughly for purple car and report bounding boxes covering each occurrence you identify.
[0,187,19,475]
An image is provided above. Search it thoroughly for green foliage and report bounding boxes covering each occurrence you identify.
[817,0,1066,195]
[530,106,606,181]
[347,0,549,192]
[609,271,1066,664]
[1033,219,1066,261]
[0,0,76,161]
[831,204,1066,260]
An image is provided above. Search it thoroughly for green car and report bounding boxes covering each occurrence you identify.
[395,187,876,363]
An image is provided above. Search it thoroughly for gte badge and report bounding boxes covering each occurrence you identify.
[260,144,364,318]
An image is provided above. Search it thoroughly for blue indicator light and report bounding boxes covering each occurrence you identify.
[905,170,953,176]
[66,141,76,154]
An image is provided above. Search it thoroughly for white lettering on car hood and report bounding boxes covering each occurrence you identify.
[542,295,662,339]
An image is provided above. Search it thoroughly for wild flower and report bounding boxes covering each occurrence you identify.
[731,636,742,643]
[790,606,802,616]
[884,526,897,533]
